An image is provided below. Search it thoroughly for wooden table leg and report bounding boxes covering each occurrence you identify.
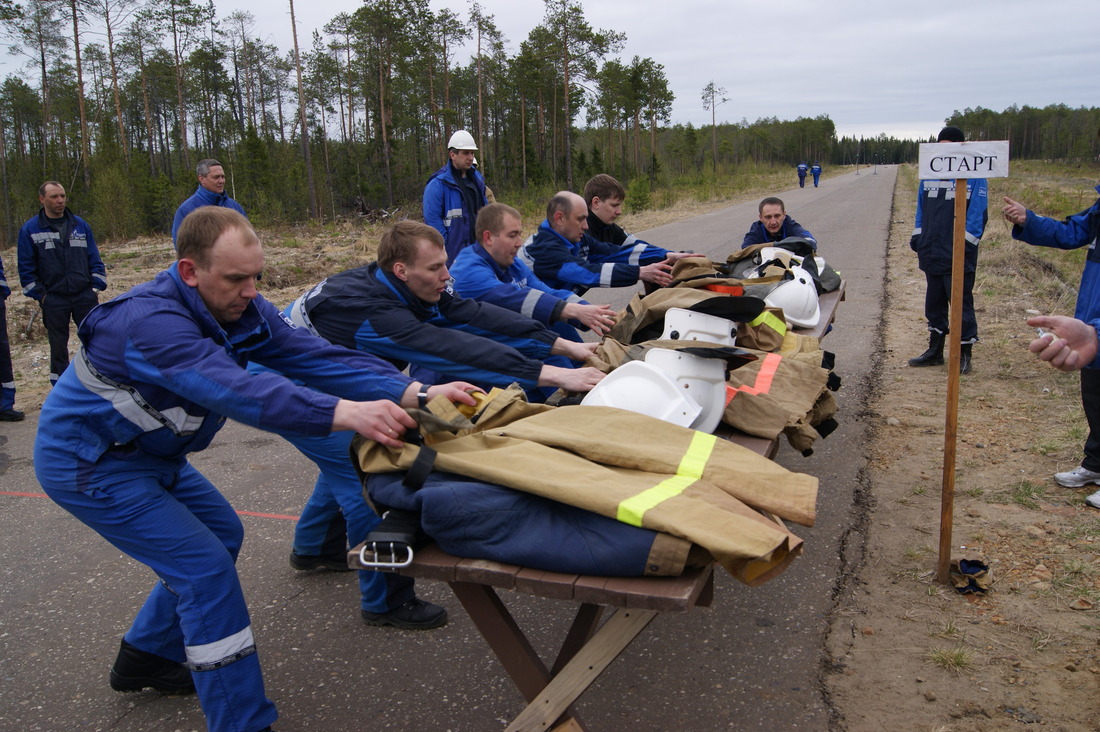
[449,581,591,729]
[504,608,658,732]
[553,603,604,675]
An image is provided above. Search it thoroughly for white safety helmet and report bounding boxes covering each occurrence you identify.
[765,267,821,328]
[757,247,799,267]
[660,308,737,347]
[758,246,827,279]
[644,348,728,433]
[447,129,478,150]
[581,361,701,428]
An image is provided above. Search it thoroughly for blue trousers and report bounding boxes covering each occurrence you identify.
[923,270,977,343]
[37,449,277,732]
[285,430,415,613]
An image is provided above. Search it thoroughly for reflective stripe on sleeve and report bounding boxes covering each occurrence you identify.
[725,352,782,404]
[616,431,718,526]
[748,310,787,337]
[520,289,542,319]
[599,263,616,287]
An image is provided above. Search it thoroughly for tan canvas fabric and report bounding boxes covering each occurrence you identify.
[355,390,818,585]
[722,350,830,441]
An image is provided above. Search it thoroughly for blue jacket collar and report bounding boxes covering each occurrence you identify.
[192,185,230,207]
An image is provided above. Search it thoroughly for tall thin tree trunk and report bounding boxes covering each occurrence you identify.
[170,10,190,169]
[288,0,317,218]
[100,6,129,162]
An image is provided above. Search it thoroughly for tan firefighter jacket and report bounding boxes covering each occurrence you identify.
[354,387,819,586]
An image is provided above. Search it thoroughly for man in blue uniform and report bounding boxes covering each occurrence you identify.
[422,129,488,263]
[17,181,107,386]
[450,202,616,341]
[0,251,23,420]
[34,207,476,732]
[740,197,817,250]
[1006,184,1100,495]
[278,220,602,620]
[908,126,988,374]
[811,162,822,187]
[797,161,809,187]
[520,191,692,295]
[172,159,247,247]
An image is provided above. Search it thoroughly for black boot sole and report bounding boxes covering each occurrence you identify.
[109,671,195,694]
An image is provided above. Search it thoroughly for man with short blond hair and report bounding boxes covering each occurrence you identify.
[171,158,246,246]
[291,219,603,395]
[450,202,616,338]
[34,206,476,731]
[17,180,106,385]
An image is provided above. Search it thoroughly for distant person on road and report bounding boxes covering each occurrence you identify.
[171,158,247,247]
[0,251,23,421]
[32,207,478,732]
[811,161,822,188]
[17,181,107,386]
[740,197,818,250]
[1005,181,1100,493]
[423,129,488,264]
[450,202,616,341]
[521,191,695,294]
[907,126,987,375]
[797,161,809,188]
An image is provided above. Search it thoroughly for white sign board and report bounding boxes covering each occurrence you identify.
[918,140,1009,180]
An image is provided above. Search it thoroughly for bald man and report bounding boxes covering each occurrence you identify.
[519,191,694,295]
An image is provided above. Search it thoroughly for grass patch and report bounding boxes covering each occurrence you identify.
[986,480,1047,509]
[927,645,975,674]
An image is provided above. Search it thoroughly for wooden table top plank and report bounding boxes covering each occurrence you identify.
[515,568,583,601]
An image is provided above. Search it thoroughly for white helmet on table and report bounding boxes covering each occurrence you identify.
[765,267,820,328]
[659,308,737,347]
[581,361,701,428]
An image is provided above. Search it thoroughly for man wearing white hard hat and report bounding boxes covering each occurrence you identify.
[423,129,488,264]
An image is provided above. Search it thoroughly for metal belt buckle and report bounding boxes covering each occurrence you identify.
[358,541,415,569]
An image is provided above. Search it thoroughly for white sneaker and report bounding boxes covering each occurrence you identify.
[1053,465,1100,488]
[1086,490,1100,509]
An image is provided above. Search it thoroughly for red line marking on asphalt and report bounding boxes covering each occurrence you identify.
[2,491,299,520]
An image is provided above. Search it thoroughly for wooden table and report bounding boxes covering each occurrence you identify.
[349,283,844,731]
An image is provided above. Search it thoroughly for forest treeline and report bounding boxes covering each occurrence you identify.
[0,0,1096,245]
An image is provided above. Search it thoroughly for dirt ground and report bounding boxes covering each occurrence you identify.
[825,172,1100,731]
[2,171,1098,730]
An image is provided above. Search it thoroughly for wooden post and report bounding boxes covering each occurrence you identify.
[936,179,969,584]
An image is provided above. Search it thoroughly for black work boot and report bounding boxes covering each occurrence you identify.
[909,331,945,367]
[959,343,973,374]
[109,639,196,694]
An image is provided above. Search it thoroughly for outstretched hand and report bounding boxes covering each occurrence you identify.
[333,399,418,449]
[1026,315,1098,372]
[1002,196,1027,227]
[639,259,674,287]
[562,302,616,336]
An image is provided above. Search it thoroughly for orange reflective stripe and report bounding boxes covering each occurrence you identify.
[703,284,745,295]
[724,352,782,405]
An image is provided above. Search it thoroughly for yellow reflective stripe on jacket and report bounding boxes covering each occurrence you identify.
[616,431,718,526]
[749,309,787,337]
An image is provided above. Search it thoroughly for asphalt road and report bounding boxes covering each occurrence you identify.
[0,165,896,731]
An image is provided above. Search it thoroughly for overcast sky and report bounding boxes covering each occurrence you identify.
[37,0,1100,141]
